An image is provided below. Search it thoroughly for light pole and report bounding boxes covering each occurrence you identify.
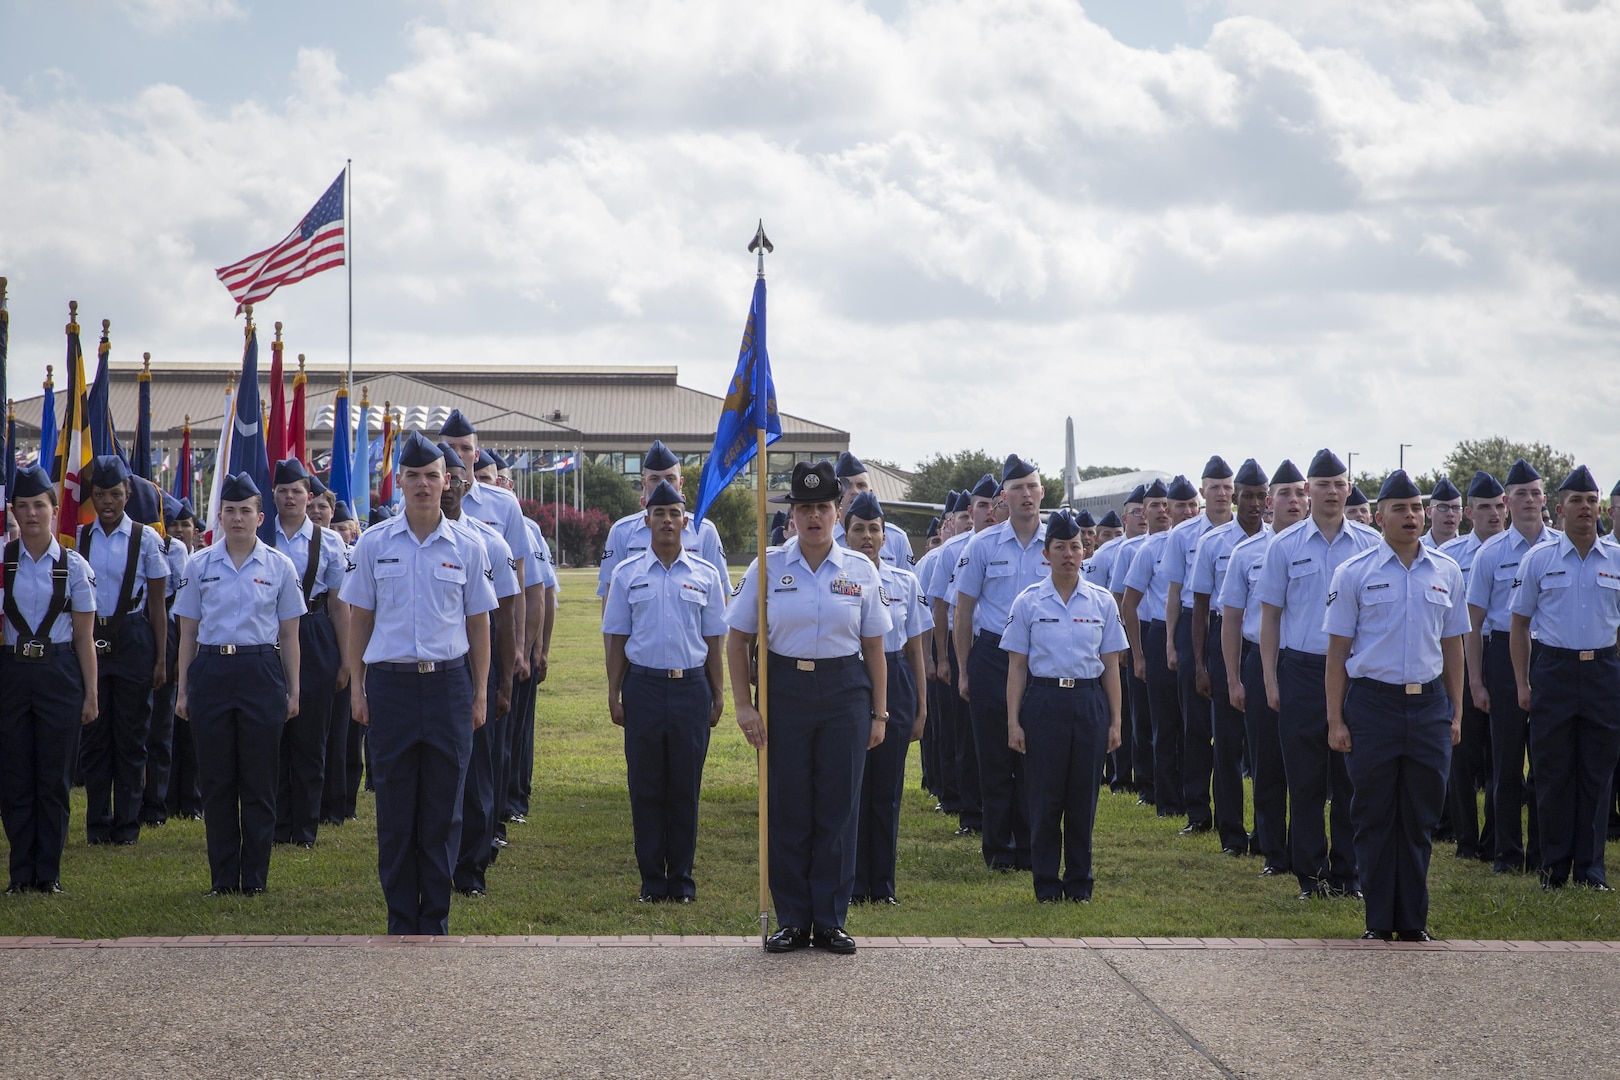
[1346,451,1358,478]
[1399,443,1413,471]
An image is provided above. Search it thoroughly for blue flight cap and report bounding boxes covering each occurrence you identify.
[644,480,684,507]
[11,463,51,500]
[846,491,883,521]
[1168,474,1199,501]
[1307,448,1347,477]
[1611,477,1620,499]
[1429,477,1462,502]
[1559,465,1599,493]
[90,455,130,490]
[1098,510,1123,529]
[835,451,867,479]
[943,490,959,514]
[438,409,476,437]
[161,491,183,522]
[925,517,940,539]
[1044,509,1082,542]
[1001,454,1037,484]
[1202,455,1233,480]
[399,430,445,468]
[643,440,679,472]
[1377,470,1422,501]
[474,448,499,471]
[331,502,354,524]
[1467,471,1503,499]
[273,458,310,487]
[1125,484,1147,506]
[1504,458,1540,487]
[770,510,788,531]
[1075,508,1097,528]
[126,477,163,525]
[1346,485,1369,506]
[1143,478,1169,500]
[308,472,328,496]
[369,504,393,525]
[176,497,196,522]
[1234,458,1269,487]
[219,472,261,503]
[437,442,465,471]
[969,474,1000,500]
[1271,459,1305,485]
[490,450,509,471]
[769,526,787,546]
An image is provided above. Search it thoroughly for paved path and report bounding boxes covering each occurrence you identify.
[3,936,1614,1079]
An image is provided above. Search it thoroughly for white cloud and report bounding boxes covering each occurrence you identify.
[116,0,246,31]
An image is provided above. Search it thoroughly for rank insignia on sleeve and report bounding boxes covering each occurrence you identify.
[731,580,745,597]
[878,586,891,606]
[508,557,519,571]
[1326,590,1336,605]
[485,568,495,581]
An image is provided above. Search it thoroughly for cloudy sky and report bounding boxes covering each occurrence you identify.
[3,0,1617,482]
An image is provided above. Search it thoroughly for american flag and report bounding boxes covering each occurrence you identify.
[216,169,347,311]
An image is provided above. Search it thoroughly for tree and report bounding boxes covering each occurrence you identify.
[581,458,642,522]
[1443,438,1575,491]
[521,499,611,567]
[1075,465,1136,482]
[905,449,1003,504]
[686,464,756,557]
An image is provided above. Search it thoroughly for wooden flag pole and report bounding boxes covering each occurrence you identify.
[756,425,770,949]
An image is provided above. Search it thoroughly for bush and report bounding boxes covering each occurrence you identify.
[522,499,611,566]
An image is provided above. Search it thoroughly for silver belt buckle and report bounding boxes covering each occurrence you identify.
[668,668,684,679]
[1580,651,1596,662]
[220,644,237,656]
[796,660,815,672]
[1058,677,1076,688]
[418,660,437,674]
[1404,683,1421,695]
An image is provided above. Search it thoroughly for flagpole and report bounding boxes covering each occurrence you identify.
[346,158,353,390]
[753,226,771,950]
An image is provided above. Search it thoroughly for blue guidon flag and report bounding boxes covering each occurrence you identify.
[225,322,279,544]
[694,277,781,526]
[216,168,347,313]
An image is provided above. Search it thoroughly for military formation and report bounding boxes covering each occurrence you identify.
[6,427,1620,951]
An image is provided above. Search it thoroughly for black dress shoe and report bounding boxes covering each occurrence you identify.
[115,839,137,847]
[673,896,695,904]
[4,883,28,896]
[1037,896,1061,904]
[34,881,61,895]
[492,836,509,849]
[1180,821,1212,836]
[1397,929,1435,942]
[508,814,527,825]
[1137,795,1155,807]
[459,886,486,898]
[875,895,900,906]
[1297,884,1327,901]
[297,841,315,850]
[849,894,870,906]
[954,825,980,837]
[1332,887,1364,901]
[1220,846,1245,858]
[1259,865,1286,878]
[1582,881,1616,893]
[637,894,663,904]
[813,927,857,954]
[765,926,810,953]
[1360,930,1392,941]
[242,887,265,897]
[204,887,235,897]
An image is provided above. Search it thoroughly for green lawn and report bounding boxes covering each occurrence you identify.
[1,568,1615,941]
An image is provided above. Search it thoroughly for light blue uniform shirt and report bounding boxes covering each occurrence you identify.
[877,562,933,654]
[926,530,973,630]
[1509,532,1620,651]
[1163,515,1214,608]
[1084,535,1123,592]
[1123,530,1174,622]
[81,514,169,616]
[272,517,348,599]
[953,520,1050,636]
[1421,532,1445,550]
[1107,533,1148,596]
[597,511,726,597]
[1001,577,1129,680]
[524,517,560,591]
[1191,518,1257,605]
[1324,543,1470,683]
[459,480,534,586]
[1466,525,1554,635]
[340,512,499,664]
[602,549,729,670]
[1438,532,1483,595]
[172,540,306,646]
[1219,526,1274,645]
[834,521,913,568]
[1254,517,1383,655]
[726,539,890,658]
[2,539,97,645]
[456,517,521,601]
[162,537,189,599]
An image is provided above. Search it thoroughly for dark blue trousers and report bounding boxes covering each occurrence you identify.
[1528,649,1620,887]
[855,655,916,901]
[1128,631,1154,802]
[0,649,84,888]
[1484,633,1539,871]
[366,663,474,936]
[1447,664,1494,859]
[1111,645,1136,792]
[454,658,505,892]
[1278,649,1357,892]
[189,651,286,893]
[1343,679,1452,934]
[1175,612,1212,826]
[1143,620,1184,817]
[1242,644,1289,871]
[142,615,180,825]
[510,667,541,818]
[276,609,338,844]
[621,668,712,900]
[968,634,1029,868]
[920,644,938,798]
[81,617,155,844]
[765,653,869,932]
[1021,681,1108,901]
[949,638,981,829]
[165,707,203,819]
[321,669,352,824]
[1206,614,1249,851]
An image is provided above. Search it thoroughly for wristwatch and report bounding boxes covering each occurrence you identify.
[872,710,890,720]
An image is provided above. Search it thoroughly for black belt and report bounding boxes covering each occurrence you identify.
[1540,645,1619,663]
[884,649,904,661]
[9,638,61,662]
[975,631,1002,647]
[1352,676,1443,697]
[628,663,704,680]
[1280,647,1326,666]
[1030,676,1101,689]
[767,652,862,673]
[1149,619,1166,628]
[198,644,278,656]
[370,656,469,674]
[307,592,329,614]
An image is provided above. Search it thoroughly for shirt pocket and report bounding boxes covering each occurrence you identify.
[1539,572,1573,592]
[985,562,1015,580]
[1359,587,1400,633]
[1286,559,1320,581]
[432,563,467,617]
[373,562,409,608]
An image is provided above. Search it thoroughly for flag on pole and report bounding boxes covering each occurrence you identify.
[268,324,288,467]
[52,303,95,549]
[351,389,370,522]
[694,276,780,526]
[376,403,396,506]
[133,353,154,481]
[172,417,193,502]
[204,377,236,541]
[37,366,56,482]
[215,169,347,313]
[288,353,308,465]
[328,380,353,515]
[86,320,125,462]
[226,318,278,544]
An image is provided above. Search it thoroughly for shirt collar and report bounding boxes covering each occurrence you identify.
[95,513,133,539]
[784,536,858,572]
[21,537,64,565]
[278,516,314,543]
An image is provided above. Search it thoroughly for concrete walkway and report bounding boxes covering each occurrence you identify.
[2,936,1614,1079]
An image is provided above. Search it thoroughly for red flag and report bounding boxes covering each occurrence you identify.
[54,303,95,548]
[289,354,307,465]
[268,324,287,466]
[377,405,395,505]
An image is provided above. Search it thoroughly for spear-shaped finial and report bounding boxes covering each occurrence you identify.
[44,364,54,391]
[748,219,773,278]
[244,303,255,332]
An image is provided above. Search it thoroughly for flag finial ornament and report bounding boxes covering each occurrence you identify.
[67,301,78,334]
[244,303,254,331]
[44,365,53,390]
[139,352,152,382]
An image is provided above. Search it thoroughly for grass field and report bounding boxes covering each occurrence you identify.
[1,567,1616,941]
